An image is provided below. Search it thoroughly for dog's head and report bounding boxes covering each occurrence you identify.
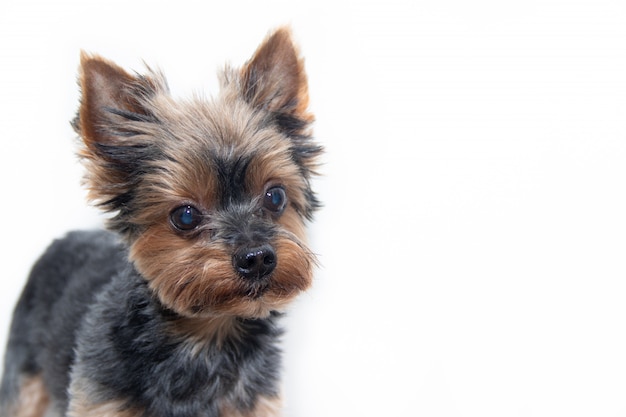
[74,28,321,319]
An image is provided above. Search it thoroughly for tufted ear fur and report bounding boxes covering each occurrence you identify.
[74,52,165,147]
[73,53,167,236]
[240,27,313,137]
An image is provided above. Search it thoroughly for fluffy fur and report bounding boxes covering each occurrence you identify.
[0,27,321,417]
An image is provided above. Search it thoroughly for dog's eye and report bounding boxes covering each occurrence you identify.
[170,205,203,231]
[263,186,287,214]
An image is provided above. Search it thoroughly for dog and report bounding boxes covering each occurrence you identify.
[0,27,321,417]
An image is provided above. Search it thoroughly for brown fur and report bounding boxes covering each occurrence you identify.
[4,376,50,417]
[67,400,142,417]
[130,226,314,318]
[219,395,282,417]
[67,381,142,417]
[67,378,145,417]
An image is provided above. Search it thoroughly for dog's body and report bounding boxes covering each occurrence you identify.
[0,28,320,417]
[2,230,283,417]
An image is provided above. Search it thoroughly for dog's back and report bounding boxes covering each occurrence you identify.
[0,230,127,416]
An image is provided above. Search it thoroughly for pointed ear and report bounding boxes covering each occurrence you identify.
[74,52,163,147]
[74,53,166,235]
[240,27,313,135]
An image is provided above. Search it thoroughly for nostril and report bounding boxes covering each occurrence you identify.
[233,245,276,280]
[263,250,276,267]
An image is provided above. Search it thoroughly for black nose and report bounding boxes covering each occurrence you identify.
[233,245,276,280]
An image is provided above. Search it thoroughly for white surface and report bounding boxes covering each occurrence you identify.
[1,1,626,416]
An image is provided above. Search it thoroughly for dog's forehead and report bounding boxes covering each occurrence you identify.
[200,99,296,159]
[164,97,274,149]
[145,96,307,206]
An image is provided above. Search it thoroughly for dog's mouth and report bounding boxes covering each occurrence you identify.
[244,281,271,299]
[185,275,272,316]
[144,237,313,319]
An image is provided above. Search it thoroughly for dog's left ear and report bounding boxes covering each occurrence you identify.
[240,27,313,136]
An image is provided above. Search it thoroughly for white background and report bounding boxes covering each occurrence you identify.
[1,1,626,416]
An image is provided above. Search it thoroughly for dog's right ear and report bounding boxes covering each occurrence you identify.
[73,52,163,147]
[74,53,167,236]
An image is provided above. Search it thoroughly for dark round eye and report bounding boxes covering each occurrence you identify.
[263,186,287,214]
[170,205,203,231]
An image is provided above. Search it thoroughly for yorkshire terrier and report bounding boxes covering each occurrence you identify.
[0,27,321,417]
